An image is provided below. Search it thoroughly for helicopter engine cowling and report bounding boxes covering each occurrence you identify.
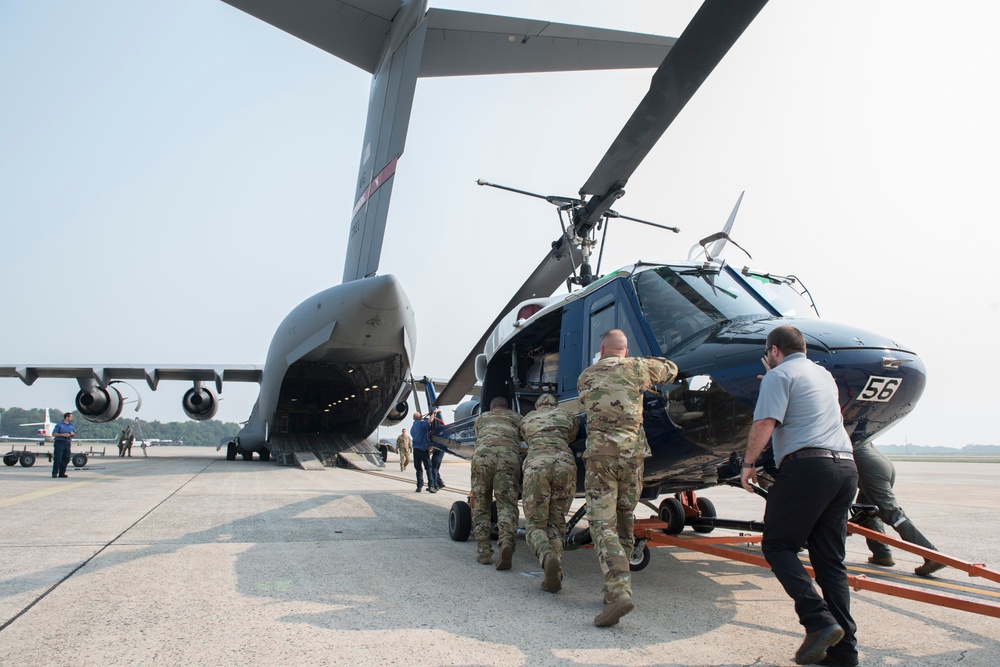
[75,386,124,423]
[182,386,219,421]
[381,401,410,426]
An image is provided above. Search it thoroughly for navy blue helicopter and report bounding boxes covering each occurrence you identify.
[421,1,927,544]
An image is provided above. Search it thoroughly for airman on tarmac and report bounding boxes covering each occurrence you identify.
[396,428,412,471]
[471,397,522,569]
[577,329,677,627]
[520,393,579,593]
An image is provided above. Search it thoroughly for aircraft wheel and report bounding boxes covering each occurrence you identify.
[226,442,237,461]
[449,501,472,541]
[629,540,651,571]
[259,448,271,462]
[658,496,685,534]
[242,450,253,461]
[693,496,717,534]
[3,453,18,466]
[20,453,36,467]
[378,445,388,463]
[71,453,88,468]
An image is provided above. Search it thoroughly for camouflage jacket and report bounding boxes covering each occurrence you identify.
[395,433,412,451]
[576,354,678,458]
[473,408,523,456]
[520,405,579,457]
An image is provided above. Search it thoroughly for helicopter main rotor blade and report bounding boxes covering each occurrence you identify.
[576,0,768,235]
[435,240,583,406]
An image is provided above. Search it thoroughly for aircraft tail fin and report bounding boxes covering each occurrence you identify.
[223,0,678,283]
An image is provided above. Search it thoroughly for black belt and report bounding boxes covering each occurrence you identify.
[783,448,853,463]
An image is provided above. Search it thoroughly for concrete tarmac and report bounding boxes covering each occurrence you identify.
[0,448,997,666]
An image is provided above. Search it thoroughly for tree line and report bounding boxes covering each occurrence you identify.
[0,407,241,448]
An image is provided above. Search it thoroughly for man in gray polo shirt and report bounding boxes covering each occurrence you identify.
[741,325,859,667]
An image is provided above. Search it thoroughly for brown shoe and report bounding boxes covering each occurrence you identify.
[794,624,844,665]
[496,544,513,571]
[593,596,634,627]
[914,559,946,577]
[476,552,492,565]
[867,555,895,567]
[540,554,561,593]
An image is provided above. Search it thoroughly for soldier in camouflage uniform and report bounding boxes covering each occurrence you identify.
[520,393,579,593]
[577,329,678,627]
[471,396,523,569]
[396,428,412,471]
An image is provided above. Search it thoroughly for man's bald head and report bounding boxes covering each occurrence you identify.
[600,329,629,358]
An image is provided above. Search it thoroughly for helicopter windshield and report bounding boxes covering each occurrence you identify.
[740,271,818,319]
[632,266,772,352]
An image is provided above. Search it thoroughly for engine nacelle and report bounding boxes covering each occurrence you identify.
[454,398,481,422]
[182,386,219,421]
[381,401,410,426]
[75,386,124,423]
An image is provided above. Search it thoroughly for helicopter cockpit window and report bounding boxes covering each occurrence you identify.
[632,266,770,352]
[740,273,818,319]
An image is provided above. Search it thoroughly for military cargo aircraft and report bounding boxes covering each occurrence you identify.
[0,0,683,465]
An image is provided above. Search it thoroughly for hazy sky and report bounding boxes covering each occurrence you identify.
[1,1,997,447]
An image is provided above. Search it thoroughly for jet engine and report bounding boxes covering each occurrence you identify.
[75,385,124,422]
[381,401,410,426]
[182,385,219,421]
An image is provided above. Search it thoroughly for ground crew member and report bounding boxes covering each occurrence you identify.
[520,393,579,593]
[396,428,412,471]
[854,441,945,576]
[51,412,76,478]
[577,329,677,627]
[741,325,859,666]
[471,396,522,569]
[410,413,433,493]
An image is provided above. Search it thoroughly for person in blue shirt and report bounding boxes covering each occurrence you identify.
[409,412,435,493]
[51,412,76,478]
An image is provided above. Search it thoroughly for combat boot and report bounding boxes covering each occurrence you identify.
[540,554,562,593]
[476,541,492,565]
[593,595,634,627]
[496,543,513,570]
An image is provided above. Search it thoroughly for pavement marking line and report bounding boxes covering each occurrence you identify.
[0,460,172,509]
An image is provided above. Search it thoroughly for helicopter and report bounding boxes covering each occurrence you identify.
[422,1,927,539]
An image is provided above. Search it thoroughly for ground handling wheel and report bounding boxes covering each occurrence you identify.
[629,540,651,571]
[692,496,717,534]
[658,496,685,534]
[449,501,472,541]
[71,453,88,468]
[20,452,36,467]
[3,453,18,466]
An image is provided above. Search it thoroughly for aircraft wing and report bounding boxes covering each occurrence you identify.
[0,365,262,393]
[420,9,676,77]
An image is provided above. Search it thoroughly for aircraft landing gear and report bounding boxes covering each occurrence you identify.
[226,442,237,461]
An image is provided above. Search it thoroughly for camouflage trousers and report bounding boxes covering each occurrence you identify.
[398,448,411,471]
[522,450,576,566]
[584,455,644,602]
[471,450,521,555]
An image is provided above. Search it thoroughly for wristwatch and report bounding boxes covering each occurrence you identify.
[742,460,756,469]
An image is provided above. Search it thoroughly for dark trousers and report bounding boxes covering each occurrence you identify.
[413,448,431,490]
[762,456,859,663]
[430,448,445,489]
[854,441,937,559]
[52,441,71,477]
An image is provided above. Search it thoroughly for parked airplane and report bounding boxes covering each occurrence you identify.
[0,0,681,465]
